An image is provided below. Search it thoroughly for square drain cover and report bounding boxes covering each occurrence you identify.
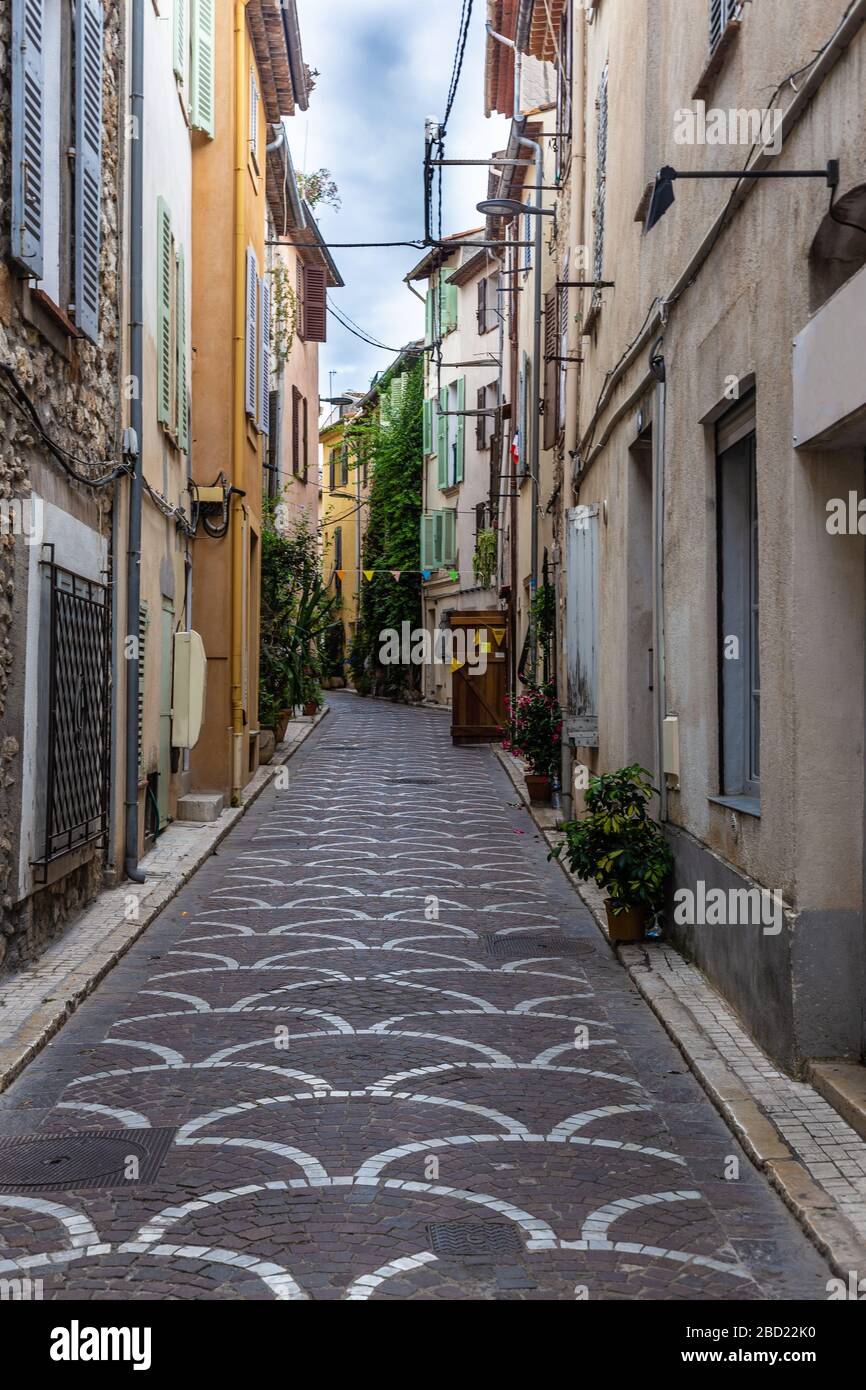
[481,934,592,958]
[426,1221,523,1258]
[0,1128,176,1192]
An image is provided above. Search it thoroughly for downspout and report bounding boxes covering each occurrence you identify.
[520,133,543,663]
[560,4,586,822]
[124,0,146,883]
[652,361,668,822]
[231,0,249,804]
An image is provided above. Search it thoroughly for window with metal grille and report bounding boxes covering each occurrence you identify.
[555,0,574,181]
[32,558,111,876]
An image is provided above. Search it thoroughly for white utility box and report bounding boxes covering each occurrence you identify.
[172,630,207,749]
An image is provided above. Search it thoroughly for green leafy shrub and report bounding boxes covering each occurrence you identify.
[259,508,337,727]
[553,764,673,920]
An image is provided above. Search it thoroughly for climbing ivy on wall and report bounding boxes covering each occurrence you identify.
[352,358,424,699]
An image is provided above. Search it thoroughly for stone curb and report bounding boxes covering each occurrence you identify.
[0,705,329,1097]
[492,742,866,1280]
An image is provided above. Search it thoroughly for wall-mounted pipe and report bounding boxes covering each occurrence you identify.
[124,0,146,883]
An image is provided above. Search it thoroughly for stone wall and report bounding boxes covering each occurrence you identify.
[0,2,124,961]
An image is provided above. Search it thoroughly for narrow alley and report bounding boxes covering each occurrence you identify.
[0,697,832,1301]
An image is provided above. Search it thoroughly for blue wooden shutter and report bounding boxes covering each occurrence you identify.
[566,504,600,745]
[156,198,172,426]
[176,245,188,450]
[74,0,103,342]
[11,0,45,278]
[245,249,257,418]
[437,387,448,488]
[260,275,271,434]
[190,0,215,138]
[455,377,465,483]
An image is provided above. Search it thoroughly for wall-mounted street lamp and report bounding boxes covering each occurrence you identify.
[476,197,555,219]
[645,159,840,231]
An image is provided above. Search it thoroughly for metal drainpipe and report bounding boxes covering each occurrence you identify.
[520,133,543,667]
[653,372,668,823]
[230,0,248,804]
[124,0,146,883]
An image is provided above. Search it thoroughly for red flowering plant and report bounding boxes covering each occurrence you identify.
[502,682,562,777]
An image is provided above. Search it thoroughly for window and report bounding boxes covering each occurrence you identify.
[476,275,497,334]
[11,0,104,342]
[420,509,457,571]
[189,0,216,138]
[439,279,458,335]
[555,0,574,181]
[259,274,270,435]
[423,398,434,455]
[249,65,260,170]
[591,62,609,314]
[518,352,531,477]
[334,527,343,596]
[437,380,465,488]
[244,247,258,420]
[173,0,188,86]
[340,443,349,488]
[709,0,739,54]
[327,444,336,491]
[717,399,759,800]
[566,503,600,745]
[476,380,498,450]
[297,262,328,342]
[559,260,569,433]
[543,288,559,451]
[156,198,188,449]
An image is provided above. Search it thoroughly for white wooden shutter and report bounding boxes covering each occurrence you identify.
[74,0,103,342]
[566,504,600,745]
[11,0,45,278]
[259,275,271,435]
[249,66,259,164]
[157,198,173,426]
[173,0,187,83]
[176,245,188,450]
[245,248,258,418]
[190,0,215,137]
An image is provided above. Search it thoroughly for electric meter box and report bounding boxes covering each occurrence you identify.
[172,630,207,749]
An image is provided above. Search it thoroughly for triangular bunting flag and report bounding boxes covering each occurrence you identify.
[390,570,401,582]
[422,569,431,580]
[449,570,459,582]
[492,628,506,646]
[363,570,374,581]
[451,659,464,673]
[335,569,345,582]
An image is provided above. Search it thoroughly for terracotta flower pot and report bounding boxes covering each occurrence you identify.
[303,701,319,717]
[525,773,552,804]
[604,899,647,942]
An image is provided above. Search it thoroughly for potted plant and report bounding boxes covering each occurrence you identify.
[552,764,673,941]
[502,683,562,804]
[302,673,321,717]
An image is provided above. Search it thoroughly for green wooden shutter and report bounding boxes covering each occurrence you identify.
[74,0,104,343]
[437,388,448,488]
[425,288,434,344]
[157,198,173,426]
[173,0,187,82]
[433,511,444,569]
[190,0,215,138]
[421,513,435,571]
[455,377,465,483]
[11,0,45,278]
[422,398,433,454]
[443,282,458,333]
[442,508,456,566]
[176,244,188,449]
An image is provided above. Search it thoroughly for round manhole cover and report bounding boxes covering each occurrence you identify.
[0,1135,147,1188]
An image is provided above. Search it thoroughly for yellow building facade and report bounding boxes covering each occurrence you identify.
[320,404,368,678]
[190,0,308,803]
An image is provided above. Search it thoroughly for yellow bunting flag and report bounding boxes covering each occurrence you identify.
[451,659,464,673]
[364,570,374,581]
[492,628,506,646]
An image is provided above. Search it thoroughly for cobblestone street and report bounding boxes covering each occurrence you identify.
[0,696,834,1300]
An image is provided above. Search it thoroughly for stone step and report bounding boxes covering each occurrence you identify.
[175,792,225,824]
[806,1061,866,1144]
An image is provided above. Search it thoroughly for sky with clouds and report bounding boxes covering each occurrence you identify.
[293,0,510,406]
